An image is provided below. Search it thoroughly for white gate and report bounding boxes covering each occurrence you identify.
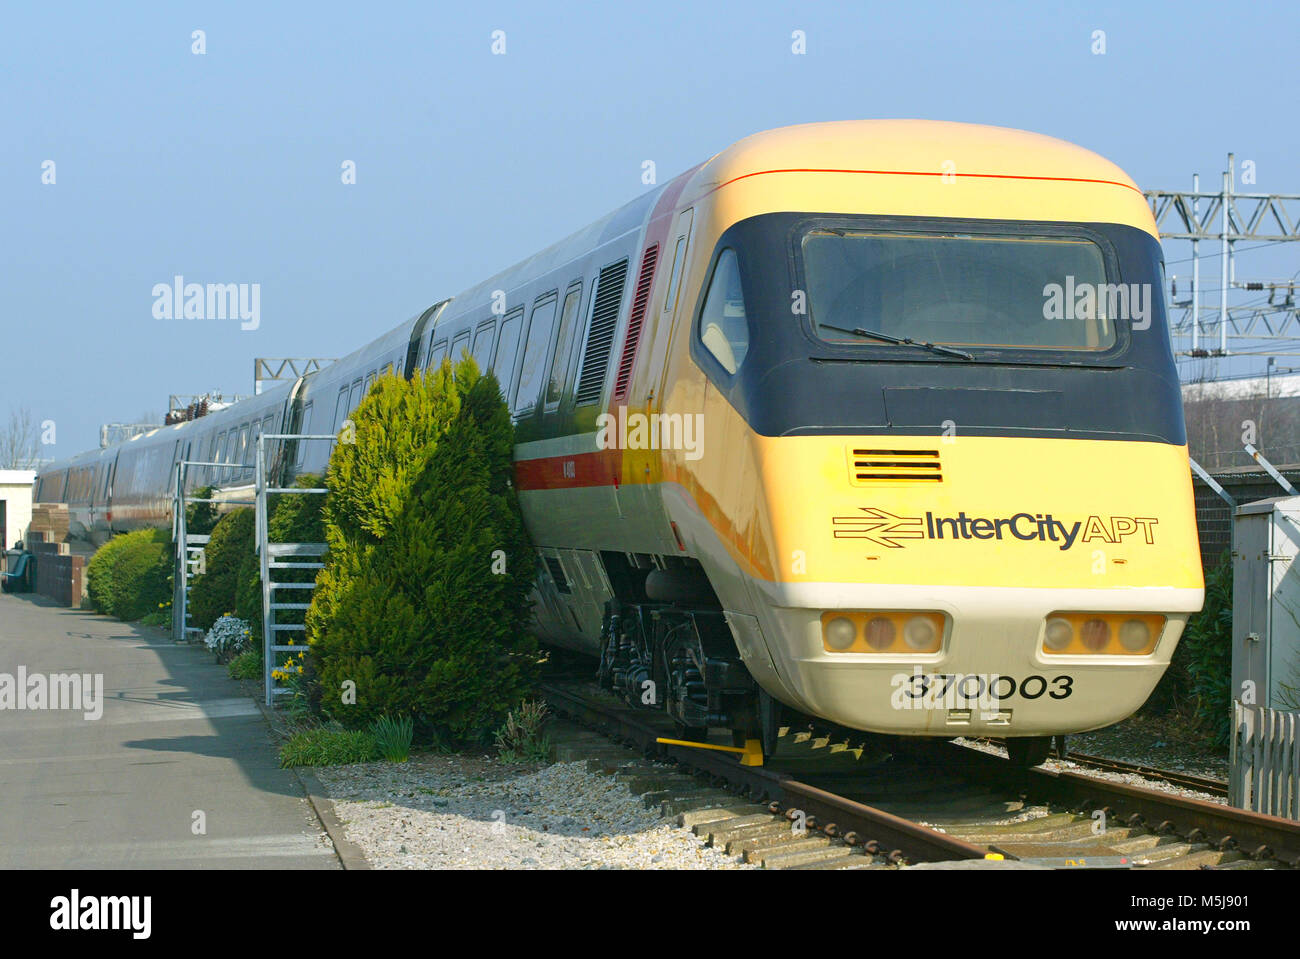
[1230,700,1300,819]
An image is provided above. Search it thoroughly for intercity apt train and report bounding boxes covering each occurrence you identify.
[36,120,1203,765]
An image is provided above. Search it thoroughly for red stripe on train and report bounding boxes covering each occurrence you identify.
[514,450,623,491]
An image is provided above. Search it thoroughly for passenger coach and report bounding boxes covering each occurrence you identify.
[38,121,1203,764]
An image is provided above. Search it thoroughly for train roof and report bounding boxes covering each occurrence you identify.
[682,119,1154,234]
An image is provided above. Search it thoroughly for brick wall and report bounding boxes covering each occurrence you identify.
[27,534,85,608]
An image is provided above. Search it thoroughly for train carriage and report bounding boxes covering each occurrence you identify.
[37,120,1203,764]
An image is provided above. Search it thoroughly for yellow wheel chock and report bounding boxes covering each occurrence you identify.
[655,736,765,766]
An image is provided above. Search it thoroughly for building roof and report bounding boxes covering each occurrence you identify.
[0,470,37,486]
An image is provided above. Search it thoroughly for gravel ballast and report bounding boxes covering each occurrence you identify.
[314,755,756,869]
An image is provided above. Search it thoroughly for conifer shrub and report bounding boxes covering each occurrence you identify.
[187,508,255,632]
[85,528,173,621]
[307,360,539,745]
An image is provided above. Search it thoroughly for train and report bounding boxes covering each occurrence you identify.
[35,120,1204,765]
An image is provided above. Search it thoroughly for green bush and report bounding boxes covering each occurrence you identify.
[228,647,261,680]
[307,360,539,745]
[185,486,220,536]
[187,508,254,633]
[1177,556,1233,745]
[85,528,173,621]
[279,726,377,767]
[1145,553,1231,745]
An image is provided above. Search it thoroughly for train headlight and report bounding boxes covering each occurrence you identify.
[1080,618,1110,651]
[820,611,945,653]
[1119,618,1151,652]
[864,616,896,650]
[1042,612,1165,655]
[1044,618,1073,651]
[903,616,936,650]
[825,617,856,651]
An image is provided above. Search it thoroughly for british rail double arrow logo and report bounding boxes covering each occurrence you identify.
[832,507,925,548]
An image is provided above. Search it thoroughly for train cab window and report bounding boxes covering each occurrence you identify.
[492,310,522,395]
[698,249,749,375]
[348,379,363,413]
[545,285,583,407]
[515,295,558,413]
[427,338,448,371]
[471,320,496,371]
[801,228,1116,351]
[364,372,376,395]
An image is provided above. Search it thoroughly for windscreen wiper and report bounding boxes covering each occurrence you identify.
[819,323,974,361]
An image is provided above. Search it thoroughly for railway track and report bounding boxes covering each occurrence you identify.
[970,737,1229,797]
[541,679,1300,870]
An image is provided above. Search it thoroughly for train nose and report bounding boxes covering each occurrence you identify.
[751,595,1188,738]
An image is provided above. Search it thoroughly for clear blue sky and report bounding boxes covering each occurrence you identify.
[4,0,1298,458]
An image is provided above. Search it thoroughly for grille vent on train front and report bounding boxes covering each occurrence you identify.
[848,449,943,485]
[575,258,630,406]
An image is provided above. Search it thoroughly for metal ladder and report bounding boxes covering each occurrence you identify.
[255,433,335,705]
[171,460,254,644]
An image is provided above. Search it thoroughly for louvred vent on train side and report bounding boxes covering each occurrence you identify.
[848,449,943,485]
[574,258,629,406]
[612,244,659,401]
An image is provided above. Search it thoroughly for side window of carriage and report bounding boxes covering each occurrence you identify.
[697,248,749,375]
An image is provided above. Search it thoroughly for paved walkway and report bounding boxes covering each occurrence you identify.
[0,592,338,868]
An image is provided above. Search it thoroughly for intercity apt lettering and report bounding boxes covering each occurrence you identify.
[832,507,1158,550]
[927,512,1157,550]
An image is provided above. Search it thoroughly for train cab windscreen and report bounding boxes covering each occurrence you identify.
[802,229,1117,352]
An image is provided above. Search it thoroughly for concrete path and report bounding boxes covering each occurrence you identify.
[0,592,338,869]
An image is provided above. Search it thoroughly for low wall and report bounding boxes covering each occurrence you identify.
[28,535,85,608]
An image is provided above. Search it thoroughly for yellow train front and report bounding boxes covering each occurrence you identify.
[637,121,1203,764]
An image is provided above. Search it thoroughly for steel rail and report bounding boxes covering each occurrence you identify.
[541,682,988,864]
[946,742,1300,867]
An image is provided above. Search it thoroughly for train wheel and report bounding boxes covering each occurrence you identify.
[1005,736,1052,767]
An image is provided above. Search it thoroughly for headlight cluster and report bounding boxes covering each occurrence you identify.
[1041,612,1165,655]
[820,611,945,654]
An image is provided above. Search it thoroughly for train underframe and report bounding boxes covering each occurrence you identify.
[591,559,1057,766]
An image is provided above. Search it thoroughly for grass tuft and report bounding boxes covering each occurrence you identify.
[279,727,377,767]
[370,714,414,763]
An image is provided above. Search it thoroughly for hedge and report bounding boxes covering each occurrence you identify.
[187,508,255,632]
[85,528,172,622]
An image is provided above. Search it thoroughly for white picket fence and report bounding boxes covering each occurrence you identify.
[1230,701,1300,819]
